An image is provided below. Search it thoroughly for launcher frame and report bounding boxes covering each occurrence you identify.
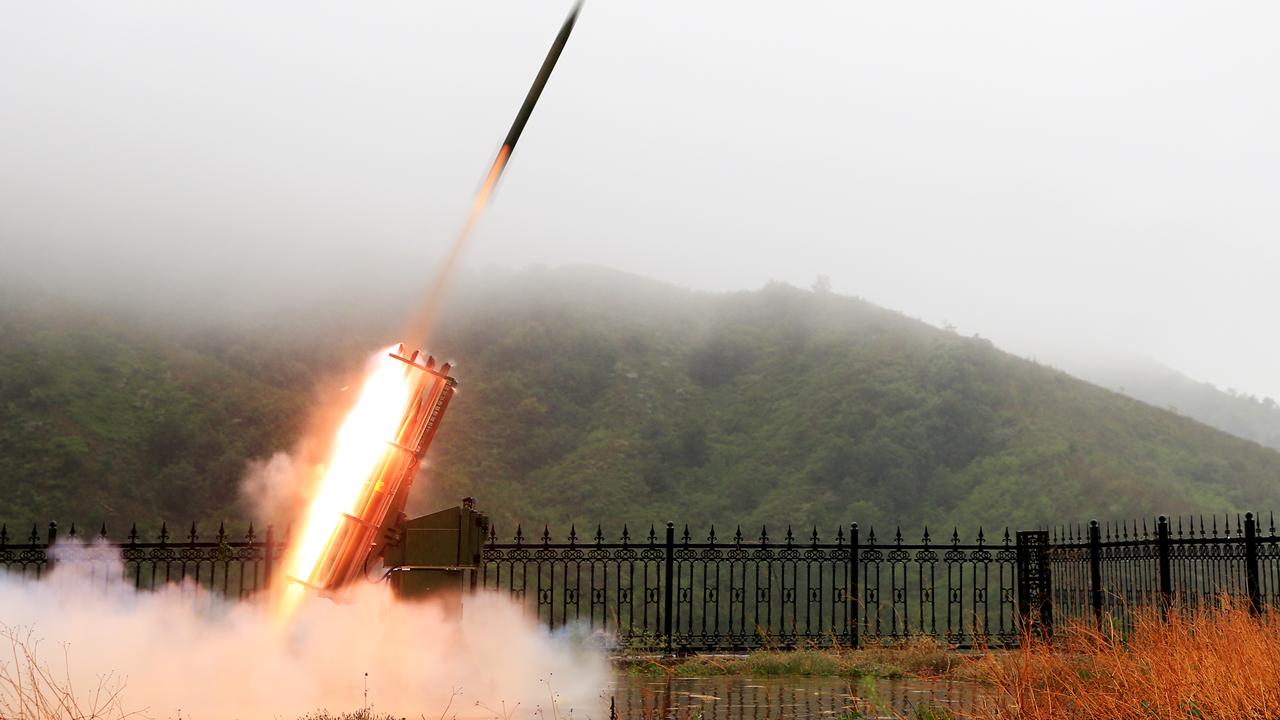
[287,345,457,597]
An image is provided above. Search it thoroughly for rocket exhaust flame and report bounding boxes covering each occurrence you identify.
[277,346,456,620]
[278,3,581,620]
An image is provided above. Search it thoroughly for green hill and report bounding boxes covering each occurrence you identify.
[0,299,309,531]
[1053,354,1280,453]
[4,268,1279,538]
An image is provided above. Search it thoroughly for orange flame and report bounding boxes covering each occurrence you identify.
[276,347,415,620]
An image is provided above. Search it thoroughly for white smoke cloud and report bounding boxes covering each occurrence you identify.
[240,451,314,529]
[1,542,609,719]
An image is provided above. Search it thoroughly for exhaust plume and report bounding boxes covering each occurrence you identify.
[404,1,582,347]
[1,541,608,718]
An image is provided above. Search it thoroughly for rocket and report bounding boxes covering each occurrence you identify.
[406,0,583,346]
[291,3,582,598]
[488,0,582,190]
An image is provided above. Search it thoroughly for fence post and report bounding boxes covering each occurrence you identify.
[264,524,275,593]
[850,523,860,649]
[1015,530,1052,639]
[45,521,58,575]
[1156,516,1172,620]
[1089,519,1103,628]
[1245,512,1261,616]
[663,521,675,654]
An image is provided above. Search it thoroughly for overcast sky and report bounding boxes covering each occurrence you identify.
[2,1,1278,398]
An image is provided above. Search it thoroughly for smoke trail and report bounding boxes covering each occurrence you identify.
[0,542,608,718]
[403,147,510,348]
[404,3,581,348]
[240,451,312,529]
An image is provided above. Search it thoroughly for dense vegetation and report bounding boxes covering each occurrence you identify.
[4,267,1280,539]
[0,300,310,530]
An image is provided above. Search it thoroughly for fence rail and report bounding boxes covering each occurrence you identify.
[0,521,282,599]
[5,512,1278,651]
[480,522,1038,650]
[1049,512,1277,634]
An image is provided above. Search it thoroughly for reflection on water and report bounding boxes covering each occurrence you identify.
[608,674,988,719]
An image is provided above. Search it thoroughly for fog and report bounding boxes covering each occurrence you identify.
[2,1,1278,397]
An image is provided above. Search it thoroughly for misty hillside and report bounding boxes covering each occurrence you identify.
[1054,356,1280,453]
[4,268,1280,536]
[0,301,310,529]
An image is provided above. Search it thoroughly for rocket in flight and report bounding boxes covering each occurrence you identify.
[407,1,583,346]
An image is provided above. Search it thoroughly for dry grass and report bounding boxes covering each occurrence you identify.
[971,602,1280,719]
[0,623,139,720]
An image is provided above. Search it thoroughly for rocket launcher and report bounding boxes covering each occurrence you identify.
[284,3,579,601]
[288,345,456,596]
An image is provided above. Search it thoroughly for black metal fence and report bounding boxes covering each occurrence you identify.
[6,512,1279,651]
[480,522,1038,650]
[1049,512,1279,634]
[0,521,282,599]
